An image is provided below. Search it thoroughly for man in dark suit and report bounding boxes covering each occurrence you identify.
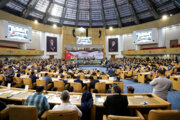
[47,39,56,52]
[29,72,39,84]
[74,75,84,86]
[109,40,118,52]
[89,76,99,90]
[104,85,128,116]
[108,67,114,77]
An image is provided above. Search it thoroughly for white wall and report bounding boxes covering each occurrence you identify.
[106,23,180,58]
[27,30,62,59]
[106,35,122,59]
[41,32,62,59]
[122,34,135,51]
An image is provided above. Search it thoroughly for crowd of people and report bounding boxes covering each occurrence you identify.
[0,57,179,119]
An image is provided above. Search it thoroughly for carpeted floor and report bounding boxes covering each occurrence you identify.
[80,65,180,111]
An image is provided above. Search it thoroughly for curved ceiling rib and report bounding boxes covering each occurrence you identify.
[0,0,179,28]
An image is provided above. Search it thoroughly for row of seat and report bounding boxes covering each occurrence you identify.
[1,105,180,120]
[0,75,124,93]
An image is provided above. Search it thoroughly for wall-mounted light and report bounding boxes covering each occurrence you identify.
[162,15,168,20]
[109,26,113,31]
[79,27,85,33]
[53,24,57,28]
[34,20,38,24]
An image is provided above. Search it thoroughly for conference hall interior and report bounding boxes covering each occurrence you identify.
[0,0,180,120]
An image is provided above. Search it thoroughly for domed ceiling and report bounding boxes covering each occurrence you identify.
[0,0,179,28]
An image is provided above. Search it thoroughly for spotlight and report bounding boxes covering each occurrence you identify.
[170,14,173,17]
[162,15,168,20]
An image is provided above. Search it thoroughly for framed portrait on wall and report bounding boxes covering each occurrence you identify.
[47,36,57,52]
[109,38,118,52]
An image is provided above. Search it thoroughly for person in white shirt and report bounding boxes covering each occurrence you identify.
[150,69,173,100]
[52,90,82,118]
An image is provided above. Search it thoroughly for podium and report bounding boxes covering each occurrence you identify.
[49,55,54,59]
[111,55,115,61]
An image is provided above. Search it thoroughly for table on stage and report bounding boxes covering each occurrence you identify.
[138,72,151,83]
[170,75,180,91]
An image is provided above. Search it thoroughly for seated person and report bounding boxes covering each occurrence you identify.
[113,76,121,82]
[16,73,21,77]
[127,86,134,93]
[4,66,15,85]
[24,86,50,117]
[89,76,99,90]
[29,72,39,83]
[0,100,6,111]
[74,76,84,86]
[108,67,114,77]
[43,73,52,85]
[52,90,82,118]
[104,85,128,116]
[59,75,68,84]
[81,87,93,120]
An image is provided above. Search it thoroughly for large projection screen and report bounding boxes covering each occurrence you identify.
[77,36,92,45]
[0,20,32,43]
[133,28,158,45]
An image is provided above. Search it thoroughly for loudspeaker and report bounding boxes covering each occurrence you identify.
[72,29,76,37]
[99,30,102,38]
[86,28,88,37]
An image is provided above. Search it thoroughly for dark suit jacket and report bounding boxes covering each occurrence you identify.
[29,75,39,83]
[108,69,114,77]
[74,79,84,86]
[104,94,128,116]
[0,100,6,111]
[89,80,99,89]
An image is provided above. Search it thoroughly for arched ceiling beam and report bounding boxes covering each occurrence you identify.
[22,0,39,18]
[100,0,106,27]
[0,0,11,8]
[113,0,122,27]
[43,0,53,24]
[143,0,160,19]
[128,0,140,24]
[75,0,80,27]
[59,0,69,26]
